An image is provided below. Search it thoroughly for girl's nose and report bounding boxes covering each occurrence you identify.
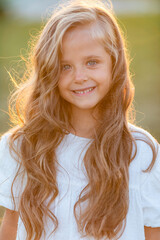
[74,66,88,83]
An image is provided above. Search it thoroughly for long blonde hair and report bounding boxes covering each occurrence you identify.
[8,0,157,239]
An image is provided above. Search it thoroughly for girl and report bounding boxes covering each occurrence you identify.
[0,0,160,239]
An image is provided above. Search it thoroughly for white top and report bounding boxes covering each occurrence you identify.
[0,124,160,240]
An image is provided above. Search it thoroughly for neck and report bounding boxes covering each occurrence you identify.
[70,107,99,138]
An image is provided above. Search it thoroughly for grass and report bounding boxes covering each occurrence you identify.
[0,14,160,221]
[0,17,41,134]
[119,14,160,139]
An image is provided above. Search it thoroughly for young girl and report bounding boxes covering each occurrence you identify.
[0,0,160,239]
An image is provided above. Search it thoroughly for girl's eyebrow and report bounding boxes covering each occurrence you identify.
[84,55,102,60]
[61,55,102,63]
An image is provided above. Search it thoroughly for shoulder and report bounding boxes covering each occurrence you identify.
[0,132,12,160]
[128,123,159,172]
[128,123,158,144]
[128,123,159,153]
[0,132,11,148]
[0,131,20,172]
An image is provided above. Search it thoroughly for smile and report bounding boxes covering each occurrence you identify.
[72,87,96,95]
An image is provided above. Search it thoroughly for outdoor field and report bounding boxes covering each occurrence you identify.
[0,14,160,223]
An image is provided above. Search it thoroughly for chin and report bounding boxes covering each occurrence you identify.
[75,104,97,110]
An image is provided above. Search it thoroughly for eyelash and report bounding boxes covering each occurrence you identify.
[87,60,98,66]
[61,64,71,71]
[61,60,98,71]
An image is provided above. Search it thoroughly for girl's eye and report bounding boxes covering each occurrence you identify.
[61,64,71,71]
[87,60,97,66]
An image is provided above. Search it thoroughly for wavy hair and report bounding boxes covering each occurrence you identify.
[8,0,158,239]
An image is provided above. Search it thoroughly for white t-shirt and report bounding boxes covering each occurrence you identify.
[0,124,160,240]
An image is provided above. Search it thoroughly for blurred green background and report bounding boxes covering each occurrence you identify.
[1,15,159,139]
[0,0,160,224]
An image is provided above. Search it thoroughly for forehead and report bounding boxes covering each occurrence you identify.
[63,23,104,43]
[61,24,106,58]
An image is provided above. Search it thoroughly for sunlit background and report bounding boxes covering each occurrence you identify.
[0,0,160,222]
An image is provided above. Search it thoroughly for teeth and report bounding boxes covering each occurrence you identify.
[74,87,94,94]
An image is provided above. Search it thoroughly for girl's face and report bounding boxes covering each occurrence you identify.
[58,24,112,114]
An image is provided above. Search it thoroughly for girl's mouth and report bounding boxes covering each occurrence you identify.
[72,86,96,96]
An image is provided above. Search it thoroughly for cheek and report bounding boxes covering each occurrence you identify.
[58,74,70,88]
[58,76,66,90]
[58,78,70,99]
[97,71,112,87]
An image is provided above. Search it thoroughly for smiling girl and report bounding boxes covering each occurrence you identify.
[0,0,160,240]
[59,23,113,138]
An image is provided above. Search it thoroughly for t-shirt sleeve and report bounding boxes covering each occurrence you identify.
[140,139,160,227]
[0,133,20,211]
